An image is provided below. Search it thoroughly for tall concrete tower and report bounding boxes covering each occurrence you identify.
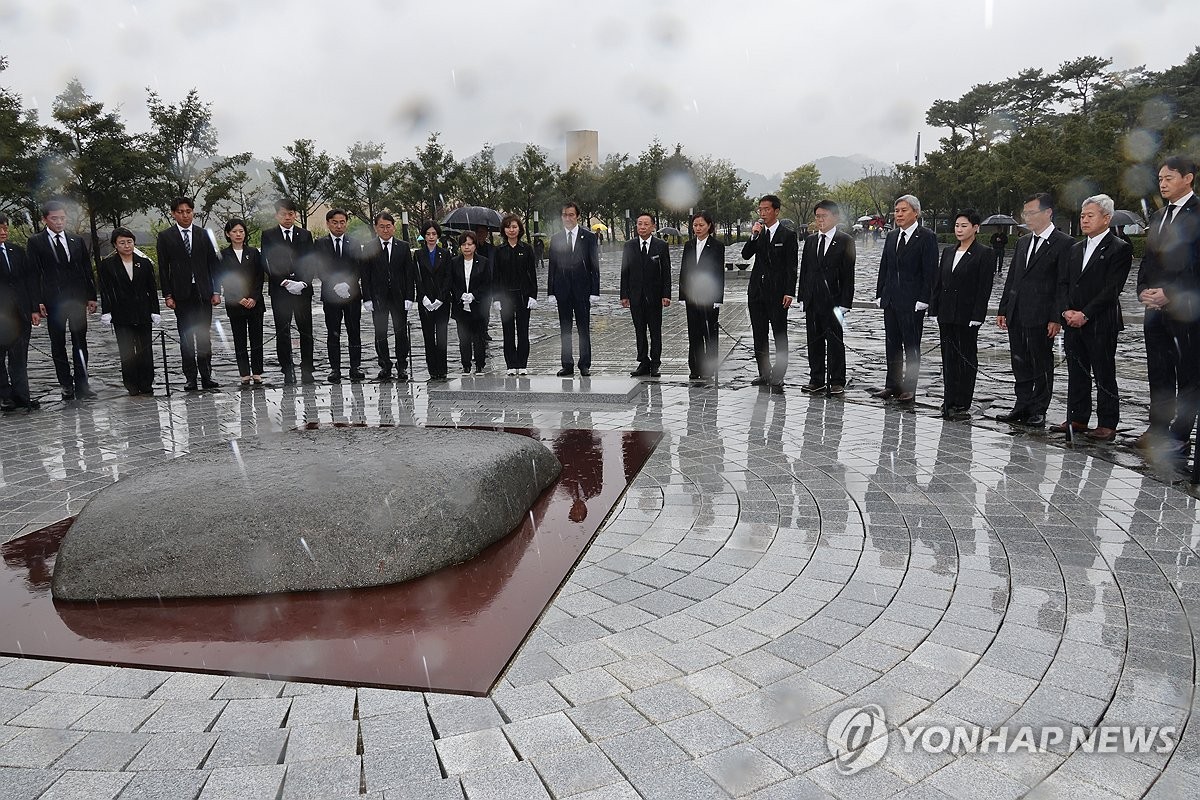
[565,130,599,169]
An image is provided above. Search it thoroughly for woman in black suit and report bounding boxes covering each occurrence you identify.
[98,227,160,395]
[218,219,267,386]
[493,214,538,375]
[930,208,995,420]
[415,220,452,380]
[449,231,491,374]
[679,210,726,381]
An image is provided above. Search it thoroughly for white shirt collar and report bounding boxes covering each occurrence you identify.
[1170,191,1195,210]
[695,236,708,247]
[766,220,780,237]
[176,224,191,234]
[1086,230,1109,245]
[639,235,653,244]
[899,221,919,236]
[817,226,836,236]
[380,237,392,247]
[280,226,294,235]
[564,226,578,237]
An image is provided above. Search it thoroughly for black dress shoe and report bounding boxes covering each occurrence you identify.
[650,371,661,378]
[201,379,220,389]
[557,368,574,377]
[800,382,827,394]
[949,409,972,421]
[328,373,343,384]
[283,370,296,385]
[897,391,915,403]
[397,371,409,381]
[301,373,316,385]
[996,409,1026,424]
[76,386,98,400]
[750,376,769,386]
[872,388,899,399]
[0,400,15,412]
[1024,414,1046,427]
[376,369,393,381]
[349,370,366,382]
[630,367,650,377]
[183,383,198,392]
[21,399,40,411]
[580,369,591,377]
[689,372,699,380]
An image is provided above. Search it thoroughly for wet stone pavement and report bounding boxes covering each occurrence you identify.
[0,241,1197,798]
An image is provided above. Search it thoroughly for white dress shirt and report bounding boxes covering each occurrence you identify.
[1082,230,1108,271]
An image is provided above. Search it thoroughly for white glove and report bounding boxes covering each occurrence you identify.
[334,282,351,300]
[493,300,502,311]
[462,293,475,304]
[714,303,722,309]
[422,296,435,311]
[796,301,804,312]
[363,300,375,313]
[430,299,444,311]
[284,280,305,296]
[915,301,929,312]
[527,298,537,310]
[151,313,162,325]
[404,300,417,312]
[969,320,982,327]
[100,313,112,325]
[874,297,882,308]
[589,295,601,305]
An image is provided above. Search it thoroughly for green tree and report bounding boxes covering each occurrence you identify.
[694,156,751,235]
[329,141,402,227]
[44,79,157,263]
[777,163,828,227]
[145,88,251,224]
[0,56,43,221]
[400,132,462,225]
[556,158,604,227]
[269,138,332,228]
[458,144,504,210]
[1055,56,1113,116]
[499,145,559,234]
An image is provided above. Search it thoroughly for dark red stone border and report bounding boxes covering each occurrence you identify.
[0,427,661,696]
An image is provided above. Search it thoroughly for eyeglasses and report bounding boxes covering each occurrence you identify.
[1020,209,1050,219]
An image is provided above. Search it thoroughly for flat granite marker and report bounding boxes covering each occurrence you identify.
[51,427,561,601]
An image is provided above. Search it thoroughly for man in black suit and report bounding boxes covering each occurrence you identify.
[741,194,799,388]
[156,196,222,391]
[995,193,1073,427]
[0,215,41,412]
[620,213,671,377]
[314,208,364,384]
[26,201,97,400]
[1054,194,1133,442]
[360,212,415,381]
[261,198,316,384]
[798,200,856,395]
[1137,156,1200,460]
[547,202,600,377]
[873,194,937,402]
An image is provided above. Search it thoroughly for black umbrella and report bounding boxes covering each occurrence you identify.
[442,206,504,231]
[981,214,1019,226]
[1111,209,1145,227]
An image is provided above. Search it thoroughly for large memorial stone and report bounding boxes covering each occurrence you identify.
[51,427,561,601]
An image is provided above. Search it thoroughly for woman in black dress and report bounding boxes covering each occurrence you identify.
[218,218,267,386]
[449,231,491,374]
[98,227,159,395]
[492,214,538,375]
[679,211,726,381]
[415,220,452,380]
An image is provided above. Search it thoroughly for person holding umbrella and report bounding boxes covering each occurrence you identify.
[493,214,537,375]
[990,228,1008,273]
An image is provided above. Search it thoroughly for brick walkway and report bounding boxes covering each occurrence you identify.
[0,244,1195,798]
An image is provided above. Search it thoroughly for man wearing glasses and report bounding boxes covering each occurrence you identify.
[995,193,1073,427]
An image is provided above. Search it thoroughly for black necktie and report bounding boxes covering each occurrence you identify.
[54,234,69,264]
[1162,205,1177,232]
[896,231,907,256]
[642,240,649,259]
[818,233,827,260]
[334,238,341,258]
[1027,236,1040,269]
[284,229,292,243]
[382,241,389,263]
[181,228,191,255]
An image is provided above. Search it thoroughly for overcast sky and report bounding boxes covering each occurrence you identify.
[2,0,1195,177]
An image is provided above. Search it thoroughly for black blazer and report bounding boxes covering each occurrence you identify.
[547,228,600,300]
[156,225,219,300]
[1137,194,1200,323]
[449,255,491,322]
[415,245,453,306]
[620,236,671,303]
[313,235,361,304]
[218,246,266,317]
[679,237,726,305]
[930,240,995,325]
[799,229,855,308]
[27,229,96,306]
[492,241,538,300]
[360,238,414,304]
[741,224,799,303]
[260,226,316,296]
[997,228,1073,326]
[875,225,937,309]
[0,242,37,346]
[98,252,159,326]
[1060,232,1133,333]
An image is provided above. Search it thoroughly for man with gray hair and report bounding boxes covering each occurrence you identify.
[873,194,938,402]
[1053,194,1132,441]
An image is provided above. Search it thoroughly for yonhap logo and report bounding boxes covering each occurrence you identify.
[827,704,888,775]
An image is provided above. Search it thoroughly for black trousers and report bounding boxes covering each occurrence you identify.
[47,300,89,391]
[418,305,450,377]
[805,303,846,386]
[685,302,720,378]
[1143,309,1177,434]
[323,301,361,375]
[499,292,531,369]
[883,304,924,393]
[173,294,213,383]
[372,300,408,373]
[748,300,788,381]
[229,313,264,377]
[938,321,979,410]
[271,290,314,375]
[557,294,591,371]
[0,328,31,404]
[456,315,487,370]
[113,323,154,393]
[1169,316,1200,443]
[629,298,663,370]
[1007,323,1055,416]
[1064,324,1119,429]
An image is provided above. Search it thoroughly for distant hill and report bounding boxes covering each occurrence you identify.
[812,154,893,186]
